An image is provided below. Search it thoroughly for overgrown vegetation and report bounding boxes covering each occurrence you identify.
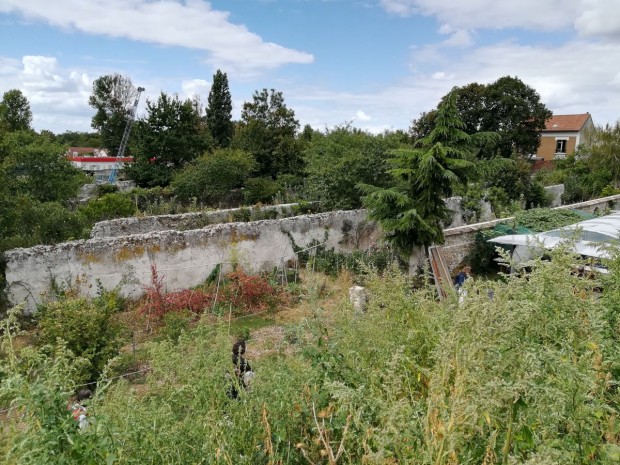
[2,247,620,463]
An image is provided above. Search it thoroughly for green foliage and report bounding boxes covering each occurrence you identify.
[464,157,551,213]
[79,192,135,223]
[95,183,119,197]
[55,130,102,148]
[304,126,399,209]
[0,89,32,133]
[6,249,620,463]
[0,91,30,135]
[1,130,87,203]
[467,208,588,273]
[127,92,208,187]
[89,73,137,155]
[171,148,255,205]
[417,76,551,158]
[0,196,86,251]
[583,123,620,188]
[306,243,404,277]
[206,69,234,148]
[513,208,586,232]
[236,88,303,178]
[34,295,123,382]
[243,176,281,204]
[362,89,497,251]
[158,309,194,343]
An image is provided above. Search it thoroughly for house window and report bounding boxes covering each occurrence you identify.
[555,139,567,154]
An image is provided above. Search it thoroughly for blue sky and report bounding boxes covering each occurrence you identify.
[1,0,619,134]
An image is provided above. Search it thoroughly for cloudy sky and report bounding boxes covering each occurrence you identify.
[1,0,619,134]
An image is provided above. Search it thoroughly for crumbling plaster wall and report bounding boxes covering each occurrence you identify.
[6,210,378,312]
[90,203,302,238]
[8,192,620,312]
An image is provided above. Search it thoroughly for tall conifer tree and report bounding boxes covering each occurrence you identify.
[360,89,498,251]
[206,70,233,148]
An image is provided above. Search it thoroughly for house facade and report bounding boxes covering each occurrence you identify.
[536,113,594,161]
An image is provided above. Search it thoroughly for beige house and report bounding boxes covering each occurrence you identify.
[537,113,594,161]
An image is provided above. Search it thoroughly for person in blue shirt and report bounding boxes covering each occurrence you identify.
[454,266,471,290]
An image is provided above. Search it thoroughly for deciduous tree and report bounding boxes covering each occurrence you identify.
[416,76,551,158]
[584,123,620,188]
[304,126,399,210]
[88,74,137,155]
[0,89,32,132]
[127,92,207,187]
[236,88,303,178]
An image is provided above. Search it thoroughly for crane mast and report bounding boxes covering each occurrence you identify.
[108,86,145,183]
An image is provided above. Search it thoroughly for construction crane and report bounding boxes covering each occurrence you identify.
[108,86,145,184]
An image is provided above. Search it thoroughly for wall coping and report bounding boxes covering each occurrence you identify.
[443,193,620,236]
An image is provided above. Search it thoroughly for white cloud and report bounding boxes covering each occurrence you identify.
[575,0,620,39]
[181,79,211,100]
[379,0,601,35]
[355,110,371,121]
[0,0,314,75]
[288,38,620,134]
[0,55,95,132]
[442,29,472,47]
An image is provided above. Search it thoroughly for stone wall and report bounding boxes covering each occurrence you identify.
[8,193,620,312]
[91,203,306,238]
[544,184,565,207]
[6,211,378,312]
[92,197,483,239]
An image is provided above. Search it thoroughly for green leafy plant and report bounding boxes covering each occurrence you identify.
[34,296,123,383]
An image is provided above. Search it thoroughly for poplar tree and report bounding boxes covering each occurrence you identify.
[206,70,233,148]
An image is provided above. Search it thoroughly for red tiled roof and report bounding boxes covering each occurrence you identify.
[543,113,591,132]
[67,147,100,153]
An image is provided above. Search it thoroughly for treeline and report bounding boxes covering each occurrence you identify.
[8,71,620,266]
[0,74,563,300]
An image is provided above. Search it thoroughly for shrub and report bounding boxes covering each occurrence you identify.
[171,148,256,205]
[34,297,122,382]
[79,192,135,223]
[243,177,281,204]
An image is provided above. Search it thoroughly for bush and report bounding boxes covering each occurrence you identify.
[34,297,123,382]
[171,148,256,205]
[79,192,135,223]
[96,183,119,197]
[243,177,281,204]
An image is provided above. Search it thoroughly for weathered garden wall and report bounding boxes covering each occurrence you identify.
[7,193,620,312]
[90,203,306,238]
[6,211,378,312]
[92,198,486,239]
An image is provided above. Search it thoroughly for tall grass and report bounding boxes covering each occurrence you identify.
[2,249,620,463]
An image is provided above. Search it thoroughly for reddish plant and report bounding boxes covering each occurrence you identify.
[139,265,212,328]
[139,266,283,328]
[222,270,279,313]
